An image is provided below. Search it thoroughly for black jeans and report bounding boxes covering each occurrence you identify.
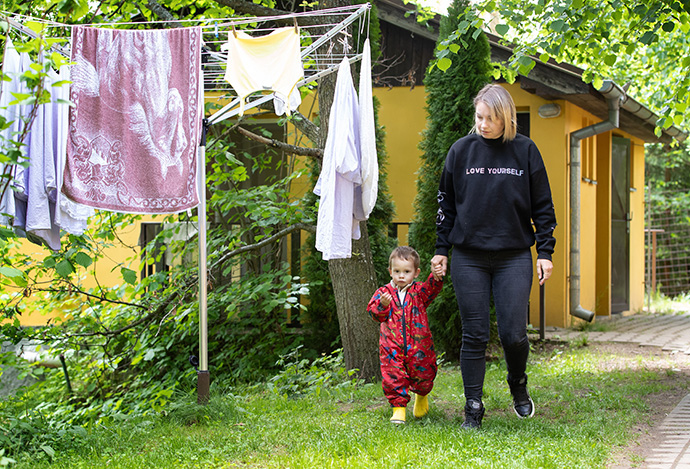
[450,247,533,401]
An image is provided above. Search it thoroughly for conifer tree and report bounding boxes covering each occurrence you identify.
[408,0,491,353]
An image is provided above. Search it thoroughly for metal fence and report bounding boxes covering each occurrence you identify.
[646,192,690,297]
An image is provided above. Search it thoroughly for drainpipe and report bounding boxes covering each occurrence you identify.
[569,80,625,322]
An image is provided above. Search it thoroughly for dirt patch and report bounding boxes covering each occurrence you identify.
[593,342,690,468]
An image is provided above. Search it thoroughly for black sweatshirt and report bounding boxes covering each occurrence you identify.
[435,133,557,260]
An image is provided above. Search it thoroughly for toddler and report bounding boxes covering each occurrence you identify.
[367,246,443,424]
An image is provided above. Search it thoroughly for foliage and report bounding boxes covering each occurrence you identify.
[646,141,690,193]
[267,346,364,398]
[408,0,491,353]
[436,0,690,135]
[647,289,690,314]
[1,152,310,400]
[0,41,310,438]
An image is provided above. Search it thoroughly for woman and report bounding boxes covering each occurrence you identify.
[431,84,557,429]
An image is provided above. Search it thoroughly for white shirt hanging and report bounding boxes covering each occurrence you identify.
[0,38,93,250]
[358,38,378,218]
[314,57,363,260]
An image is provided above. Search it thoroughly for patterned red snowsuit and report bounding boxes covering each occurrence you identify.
[367,273,442,408]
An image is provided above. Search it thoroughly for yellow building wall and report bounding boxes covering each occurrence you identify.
[595,132,612,317]
[579,122,599,316]
[629,138,646,314]
[289,90,318,202]
[502,83,570,328]
[373,86,429,244]
[562,104,647,323]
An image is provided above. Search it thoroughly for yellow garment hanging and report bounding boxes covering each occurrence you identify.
[221,26,303,116]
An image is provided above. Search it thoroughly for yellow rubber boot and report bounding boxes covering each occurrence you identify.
[413,393,429,418]
[390,407,406,424]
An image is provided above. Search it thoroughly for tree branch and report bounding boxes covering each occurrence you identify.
[34,223,315,340]
[146,0,180,27]
[253,100,321,143]
[212,222,315,269]
[52,276,198,339]
[289,111,321,143]
[234,126,323,159]
[212,0,324,26]
[42,286,148,311]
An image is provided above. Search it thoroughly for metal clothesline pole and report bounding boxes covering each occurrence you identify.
[197,118,210,404]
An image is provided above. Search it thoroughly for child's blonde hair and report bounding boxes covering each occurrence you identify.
[471,84,517,143]
[389,246,420,269]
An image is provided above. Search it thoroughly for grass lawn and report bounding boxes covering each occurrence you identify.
[4,341,683,469]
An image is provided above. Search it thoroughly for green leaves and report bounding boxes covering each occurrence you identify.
[74,252,92,268]
[55,259,75,277]
[640,31,658,45]
[550,19,567,32]
[120,267,138,285]
[603,54,617,66]
[0,266,26,287]
[495,23,510,36]
[437,57,453,71]
[444,0,690,136]
[662,21,676,32]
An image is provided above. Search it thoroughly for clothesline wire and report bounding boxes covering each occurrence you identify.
[2,5,369,73]
[205,4,369,123]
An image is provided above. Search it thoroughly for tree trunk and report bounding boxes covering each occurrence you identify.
[317,0,381,382]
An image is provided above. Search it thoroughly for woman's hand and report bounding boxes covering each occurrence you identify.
[431,255,448,281]
[536,259,553,285]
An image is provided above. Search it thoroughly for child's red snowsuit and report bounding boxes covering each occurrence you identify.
[367,273,442,408]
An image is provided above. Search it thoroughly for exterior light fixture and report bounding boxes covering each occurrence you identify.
[538,103,561,118]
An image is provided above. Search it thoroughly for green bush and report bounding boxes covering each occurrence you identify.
[267,346,365,399]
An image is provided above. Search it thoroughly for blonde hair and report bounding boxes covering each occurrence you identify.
[389,246,420,270]
[471,84,517,142]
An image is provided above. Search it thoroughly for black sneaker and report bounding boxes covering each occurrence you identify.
[507,374,535,418]
[461,399,485,429]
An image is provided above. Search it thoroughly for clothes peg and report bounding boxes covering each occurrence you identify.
[232,25,237,38]
[293,17,298,34]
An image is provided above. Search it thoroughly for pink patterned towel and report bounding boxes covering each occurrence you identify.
[63,26,202,213]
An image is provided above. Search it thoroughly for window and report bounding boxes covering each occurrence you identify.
[517,111,530,138]
[139,222,168,281]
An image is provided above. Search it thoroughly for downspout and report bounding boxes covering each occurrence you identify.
[569,80,625,322]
